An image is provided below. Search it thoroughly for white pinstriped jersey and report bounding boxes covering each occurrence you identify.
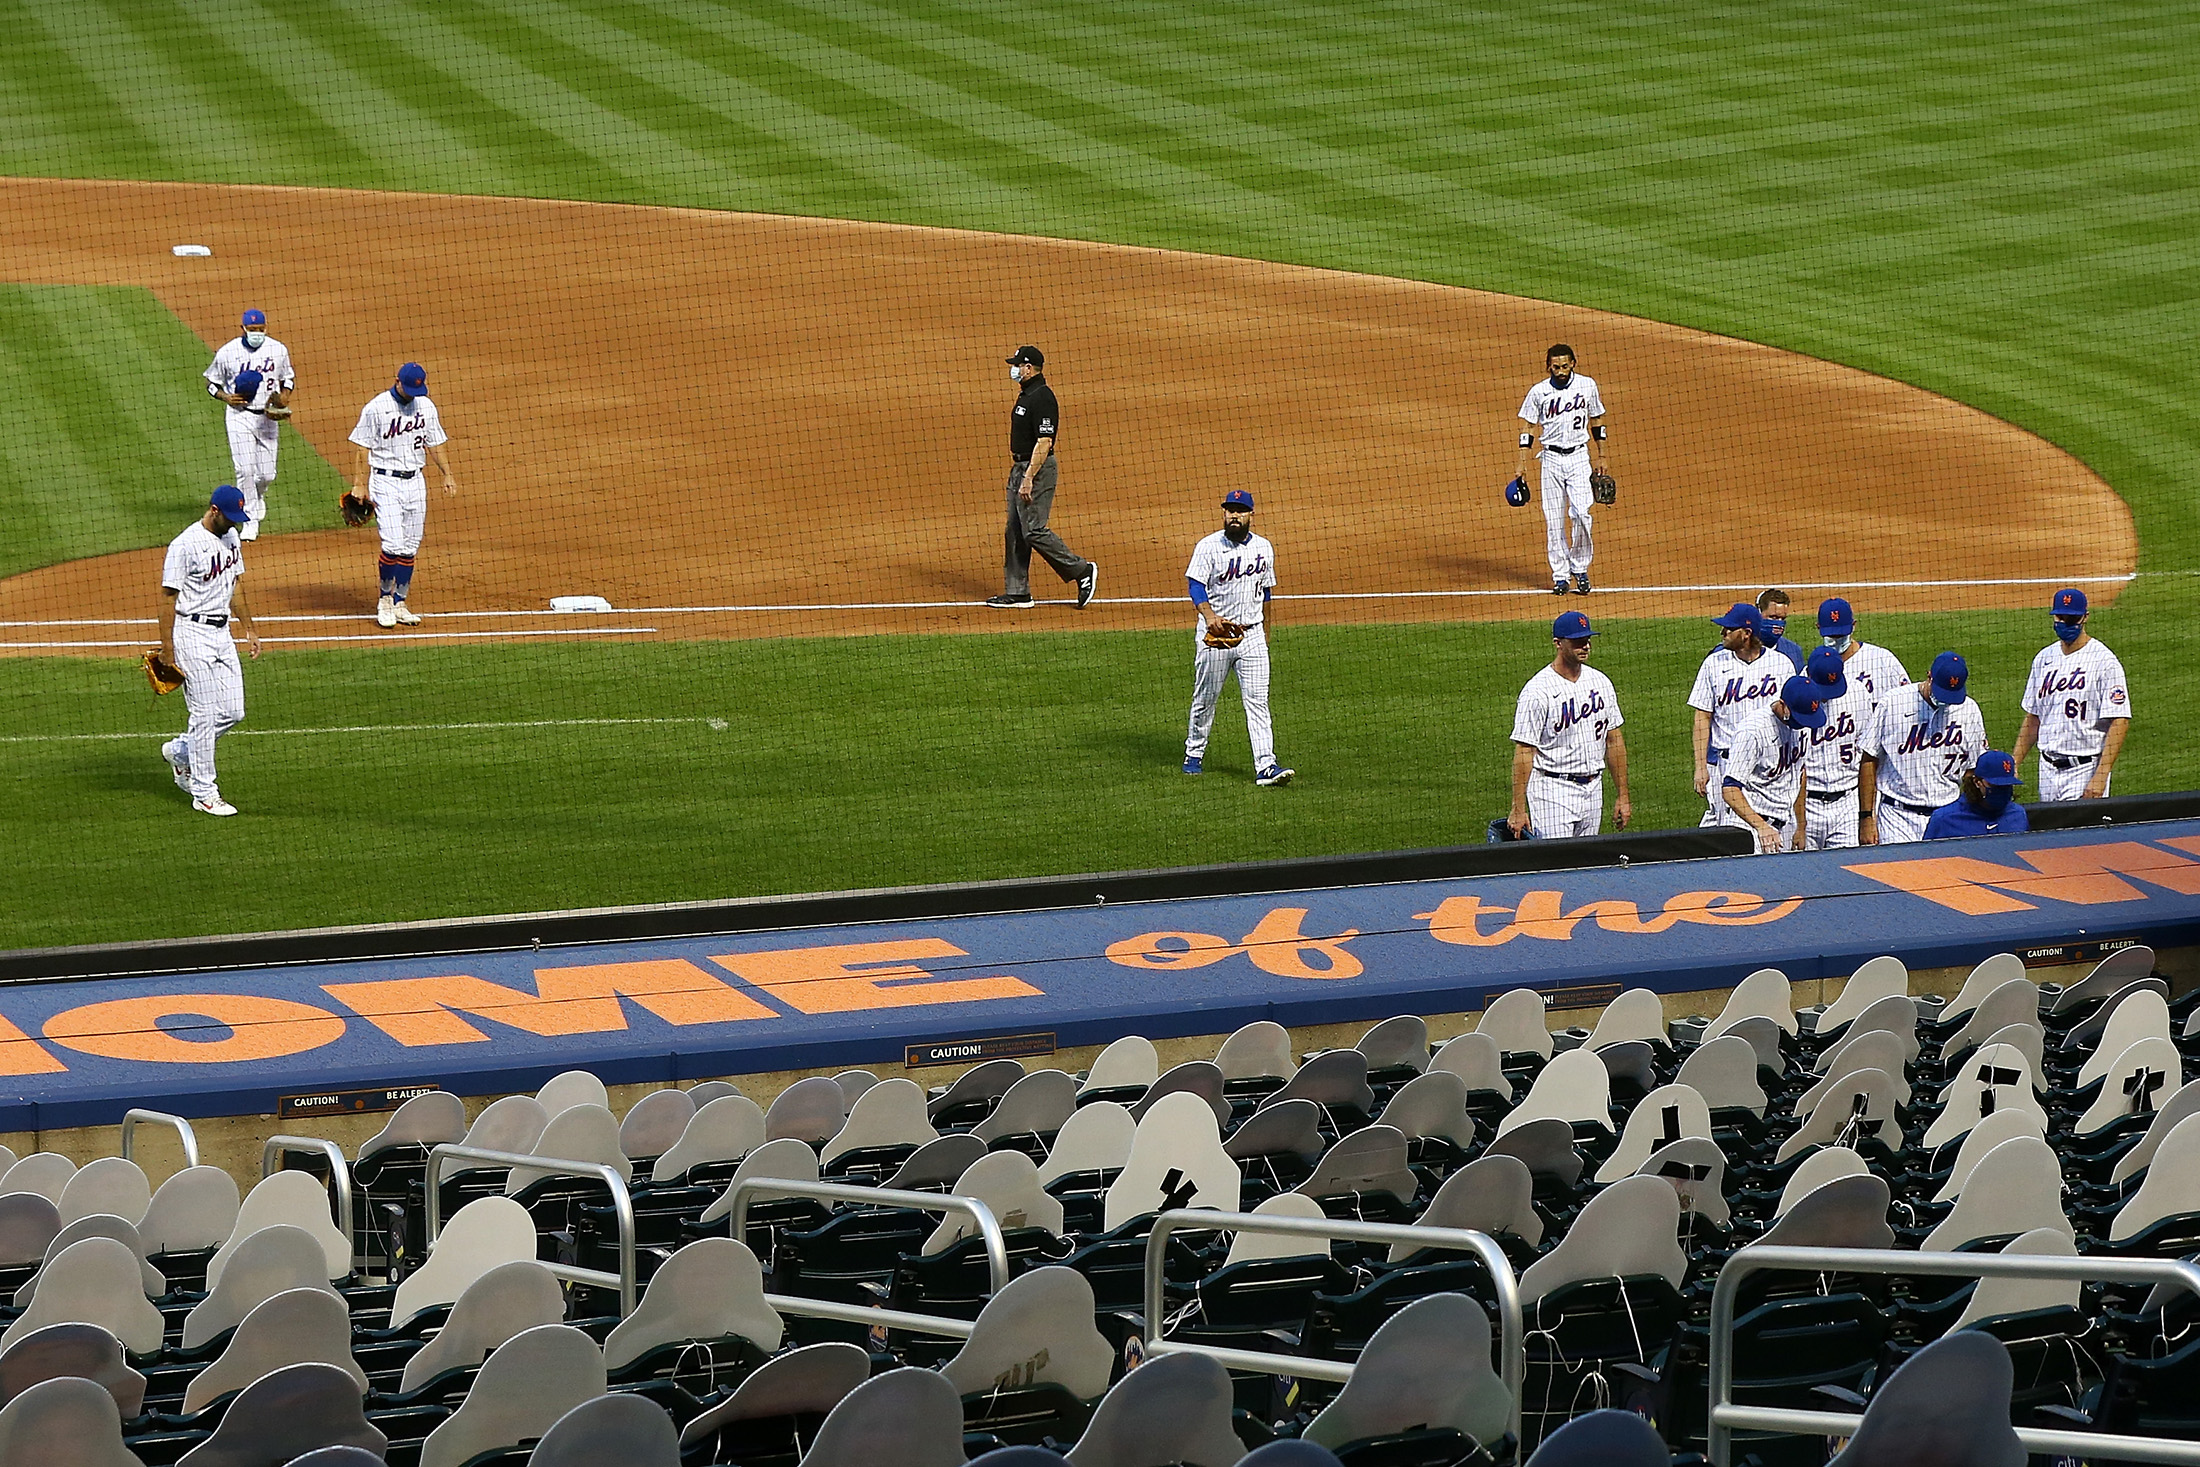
[1860,690,1986,810]
[1517,374,1604,451]
[1802,643,1910,793]
[1688,647,1797,753]
[349,390,448,473]
[204,335,294,405]
[161,522,243,618]
[2021,639,2129,758]
[1186,530,1275,626]
[1511,665,1622,777]
[1722,706,1808,822]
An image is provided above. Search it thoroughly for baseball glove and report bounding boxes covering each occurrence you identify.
[1590,471,1618,505]
[339,490,375,527]
[1203,619,1247,649]
[141,649,184,694]
[1503,475,1529,508]
[263,402,292,421]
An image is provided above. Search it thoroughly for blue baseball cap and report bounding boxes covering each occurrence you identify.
[1553,610,1594,640]
[1818,597,1855,636]
[2053,587,2087,616]
[1711,602,1763,634]
[395,362,427,394]
[1804,645,1848,700]
[1974,750,2021,787]
[1222,489,1254,511]
[232,368,263,402]
[210,484,249,526]
[1780,675,1829,729]
[1928,651,1969,706]
[241,308,265,327]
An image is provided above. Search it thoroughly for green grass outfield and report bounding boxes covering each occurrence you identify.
[0,0,2193,943]
[3,608,2173,949]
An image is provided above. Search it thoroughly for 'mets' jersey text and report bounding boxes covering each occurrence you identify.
[161,522,244,618]
[1688,647,1798,752]
[1517,373,1605,451]
[1185,532,1276,626]
[1723,706,1808,821]
[349,391,448,473]
[1861,692,1986,808]
[1512,666,1623,776]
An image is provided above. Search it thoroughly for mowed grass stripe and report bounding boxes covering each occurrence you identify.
[0,0,172,178]
[24,1,273,176]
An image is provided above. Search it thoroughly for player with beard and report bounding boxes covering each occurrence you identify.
[1182,490,1293,786]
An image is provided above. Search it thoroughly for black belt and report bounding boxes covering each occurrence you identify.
[373,467,417,479]
[236,406,266,416]
[1543,443,1579,455]
[2041,751,2097,770]
[1806,788,1853,801]
[184,613,228,628]
[1535,768,1599,785]
[1887,798,1937,816]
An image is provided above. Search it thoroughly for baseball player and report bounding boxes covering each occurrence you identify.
[1507,610,1630,838]
[1721,675,1829,853]
[348,363,456,628]
[201,309,294,542]
[1858,651,1988,845]
[1795,646,1867,849]
[1755,589,1809,673]
[158,485,262,816]
[1688,603,1798,824]
[1513,344,1608,595]
[1924,751,2030,838]
[1816,597,1912,706]
[1183,490,1292,786]
[2011,588,2131,800]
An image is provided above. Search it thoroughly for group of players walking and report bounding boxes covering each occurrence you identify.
[1506,588,2131,852]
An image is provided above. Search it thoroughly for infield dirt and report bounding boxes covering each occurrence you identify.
[0,178,2134,646]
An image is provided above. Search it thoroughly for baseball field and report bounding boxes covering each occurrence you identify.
[1,0,2192,950]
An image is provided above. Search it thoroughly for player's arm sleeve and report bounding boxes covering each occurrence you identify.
[1606,694,1625,730]
[1184,543,1210,584]
[2019,653,2049,716]
[1187,577,1209,607]
[275,347,296,390]
[1509,688,1542,747]
[1588,383,1606,417]
[1686,659,1717,713]
[2103,655,2132,717]
[1517,390,1540,424]
[1855,703,1886,759]
[160,540,187,593]
[348,407,377,449]
[425,406,450,447]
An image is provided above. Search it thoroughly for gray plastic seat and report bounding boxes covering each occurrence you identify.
[174,1362,387,1467]
[1753,1172,1896,1251]
[1079,1036,1160,1096]
[1584,988,1666,1051]
[678,1342,871,1450]
[697,1137,822,1225]
[684,1080,743,1109]
[940,1268,1116,1400]
[1255,1050,1375,1120]
[1377,1070,1479,1149]
[140,1167,243,1255]
[1814,955,1909,1037]
[457,1094,551,1161]
[925,1151,1064,1251]
[764,1076,848,1146]
[389,1196,540,1330]
[0,1375,141,1467]
[617,1088,696,1160]
[420,1324,606,1467]
[358,1090,468,1161]
[1825,1331,2023,1467]
[1104,1092,1242,1229]
[2111,1076,2200,1186]
[1036,1103,1135,1186]
[1223,1099,1325,1164]
[882,1134,989,1191]
[1475,988,1555,1060]
[1356,1014,1431,1072]
[651,1094,767,1183]
[528,1391,680,1467]
[1064,1351,1242,1467]
[2046,945,2155,1016]
[1397,1154,1542,1259]
[207,1171,350,1287]
[1215,1021,1297,1082]
[400,1258,567,1393]
[603,1237,782,1373]
[1517,1174,1685,1305]
[971,1070,1079,1144]
[1496,1047,1612,1136]
[1811,995,1920,1072]
[0,1194,59,1268]
[535,1069,610,1118]
[798,1366,964,1467]
[927,1058,1026,1119]
[507,1103,632,1194]
[0,1154,76,1205]
[1929,1110,2045,1205]
[0,1237,164,1355]
[1594,1082,1711,1183]
[183,1223,344,1350]
[1481,1117,1583,1188]
[15,1214,164,1304]
[1922,1136,2072,1252]
[1128,1062,1230,1127]
[1638,1136,1731,1227]
[1704,968,1798,1040]
[54,1158,150,1229]
[1673,1035,1767,1116]
[1303,1293,1510,1453]
[187,1287,366,1415]
[821,1078,937,1165]
[0,1323,145,1416]
[1296,1126,1415,1205]
[1429,1030,1513,1102]
[1521,1407,1668,1466]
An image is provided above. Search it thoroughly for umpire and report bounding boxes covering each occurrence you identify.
[988,346,1098,610]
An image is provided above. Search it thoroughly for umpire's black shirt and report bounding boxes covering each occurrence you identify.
[1008,375,1059,461]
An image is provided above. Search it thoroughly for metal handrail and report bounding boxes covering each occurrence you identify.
[423,1144,637,1317]
[262,1136,357,1272]
[727,1176,1010,1341]
[1144,1208,1524,1449]
[118,1110,199,1169]
[1709,1245,2200,1466]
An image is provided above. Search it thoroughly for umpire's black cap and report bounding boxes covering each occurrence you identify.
[1006,345,1044,368]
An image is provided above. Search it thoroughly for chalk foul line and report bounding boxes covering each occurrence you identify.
[0,716,728,745]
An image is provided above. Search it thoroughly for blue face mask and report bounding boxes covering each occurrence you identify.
[1762,618,1786,639]
[2053,617,2084,644]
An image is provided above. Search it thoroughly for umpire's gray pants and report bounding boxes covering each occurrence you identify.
[1003,457,1090,596]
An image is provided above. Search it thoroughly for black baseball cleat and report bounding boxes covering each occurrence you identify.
[1077,563,1098,609]
[985,593,1034,609]
[1573,574,1591,595]
[1551,580,1569,595]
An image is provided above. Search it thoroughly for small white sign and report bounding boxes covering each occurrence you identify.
[171,244,212,257]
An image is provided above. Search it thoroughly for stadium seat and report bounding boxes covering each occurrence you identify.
[1397,1153,1542,1260]
[971,1070,1080,1149]
[183,1286,366,1415]
[820,1077,938,1170]
[799,1366,966,1467]
[1475,989,1556,1064]
[1103,1091,1243,1230]
[15,1214,164,1303]
[0,1237,164,1355]
[0,1322,145,1416]
[1061,1351,1243,1467]
[881,1133,989,1190]
[618,1088,696,1164]
[140,1167,243,1269]
[172,1361,388,1466]
[1810,995,1920,1073]
[1937,979,2040,1067]
[1807,955,1910,1044]
[1923,952,2026,1035]
[1594,1081,1711,1183]
[207,1172,351,1287]
[1428,1030,1517,1111]
[1583,988,1667,1052]
[388,1196,539,1330]
[1300,1293,1512,1462]
[0,1375,143,1467]
[0,1152,78,1205]
[1131,1061,1233,1129]
[1495,1049,1612,1138]
[2073,1036,2183,1138]
[939,1266,1115,1447]
[765,1077,850,1147]
[1775,1068,1902,1164]
[56,1157,152,1228]
[929,1058,1027,1128]
[1222,1098,1325,1197]
[536,1070,611,1118]
[396,1259,567,1394]
[1703,968,1799,1043]
[181,1223,343,1351]
[416,1323,605,1467]
[651,1093,767,1184]
[0,1192,60,1273]
[684,1080,744,1109]
[603,1236,782,1377]
[1257,1051,1377,1136]
[1295,1126,1416,1223]
[677,1341,871,1463]
[1920,1136,2072,1253]
[504,1102,631,1196]
[1078,1036,1161,1105]
[529,1391,678,1467]
[1217,1021,1299,1094]
[1823,1331,2023,1467]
